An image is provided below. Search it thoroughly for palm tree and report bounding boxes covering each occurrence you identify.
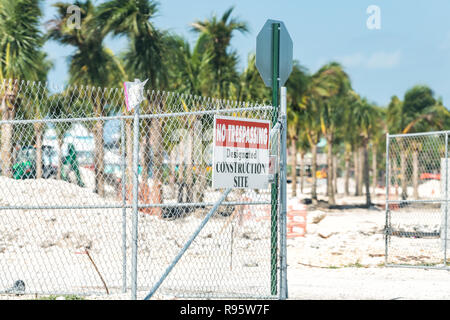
[46,0,125,196]
[281,60,343,202]
[387,86,443,200]
[353,98,379,207]
[386,95,403,195]
[96,0,176,213]
[47,92,72,180]
[293,65,340,202]
[289,123,309,197]
[95,0,163,84]
[235,54,269,103]
[306,127,321,201]
[369,106,386,196]
[167,35,216,202]
[315,62,352,205]
[0,0,49,178]
[286,62,310,197]
[25,82,53,179]
[287,106,299,197]
[191,6,248,99]
[331,123,346,196]
[343,142,353,196]
[341,96,359,196]
[169,35,213,96]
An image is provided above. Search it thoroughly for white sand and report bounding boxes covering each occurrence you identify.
[1,176,449,300]
[0,176,272,299]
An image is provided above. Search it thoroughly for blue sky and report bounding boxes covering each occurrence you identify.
[42,0,450,108]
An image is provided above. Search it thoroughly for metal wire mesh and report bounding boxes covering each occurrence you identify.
[0,79,278,299]
[386,132,450,268]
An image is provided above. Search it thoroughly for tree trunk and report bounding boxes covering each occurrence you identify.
[300,151,305,194]
[178,141,185,185]
[138,117,154,214]
[1,96,13,178]
[150,109,164,216]
[311,141,318,203]
[193,119,206,202]
[327,136,335,205]
[290,139,297,198]
[170,147,177,198]
[333,154,338,195]
[186,116,195,202]
[400,152,407,200]
[193,119,205,203]
[57,135,63,180]
[91,90,106,197]
[393,156,399,196]
[354,148,359,196]
[140,119,151,184]
[94,119,105,197]
[412,146,419,199]
[363,139,371,206]
[34,122,44,179]
[126,118,133,188]
[344,147,351,196]
[358,145,364,195]
[372,144,377,196]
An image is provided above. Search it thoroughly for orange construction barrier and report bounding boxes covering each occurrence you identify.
[287,200,307,238]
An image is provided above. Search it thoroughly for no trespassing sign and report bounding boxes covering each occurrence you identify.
[212,115,270,189]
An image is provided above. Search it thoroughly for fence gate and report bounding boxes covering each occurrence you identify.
[386,131,450,269]
[0,80,285,299]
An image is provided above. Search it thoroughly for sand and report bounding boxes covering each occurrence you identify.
[1,176,449,300]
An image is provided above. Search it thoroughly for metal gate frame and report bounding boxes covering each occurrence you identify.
[385,130,450,270]
[137,88,288,300]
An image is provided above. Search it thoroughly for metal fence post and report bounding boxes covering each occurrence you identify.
[444,132,448,265]
[120,117,127,293]
[279,86,288,300]
[131,106,140,300]
[385,133,390,265]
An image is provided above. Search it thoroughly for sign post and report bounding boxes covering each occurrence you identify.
[256,20,293,297]
[269,22,280,297]
[279,86,288,300]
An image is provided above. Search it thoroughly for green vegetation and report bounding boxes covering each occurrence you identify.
[1,0,449,205]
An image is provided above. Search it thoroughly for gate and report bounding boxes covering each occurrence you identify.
[0,79,286,299]
[386,131,450,269]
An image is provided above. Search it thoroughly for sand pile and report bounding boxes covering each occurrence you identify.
[0,177,273,297]
[0,176,114,207]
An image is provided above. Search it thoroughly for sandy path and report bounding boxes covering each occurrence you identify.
[288,266,450,300]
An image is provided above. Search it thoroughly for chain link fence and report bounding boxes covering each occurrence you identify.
[0,79,281,299]
[386,131,450,269]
